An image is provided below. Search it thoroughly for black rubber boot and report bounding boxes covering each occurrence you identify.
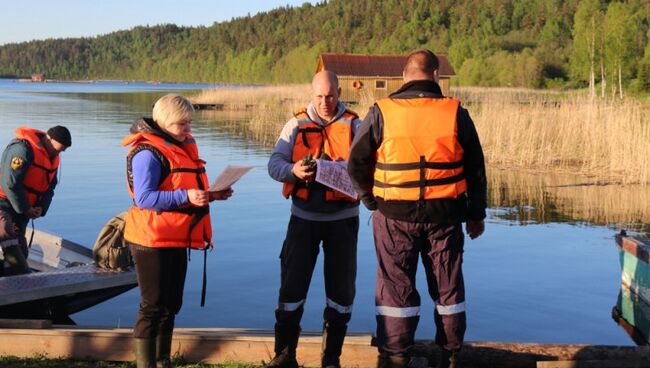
[437,349,458,368]
[267,323,301,368]
[134,338,156,368]
[376,352,409,368]
[156,334,174,368]
[321,321,347,368]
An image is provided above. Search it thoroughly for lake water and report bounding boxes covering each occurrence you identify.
[0,79,643,346]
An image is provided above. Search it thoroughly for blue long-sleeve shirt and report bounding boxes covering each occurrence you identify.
[131,150,188,211]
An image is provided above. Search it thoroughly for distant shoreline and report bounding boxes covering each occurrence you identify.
[4,77,212,85]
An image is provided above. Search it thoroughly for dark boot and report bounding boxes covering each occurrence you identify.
[437,349,458,368]
[376,352,409,368]
[321,321,347,368]
[267,324,301,368]
[134,338,156,368]
[156,334,174,368]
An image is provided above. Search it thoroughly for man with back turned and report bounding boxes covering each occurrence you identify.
[0,125,71,275]
[348,49,487,368]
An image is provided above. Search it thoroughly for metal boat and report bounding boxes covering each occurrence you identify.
[0,229,137,324]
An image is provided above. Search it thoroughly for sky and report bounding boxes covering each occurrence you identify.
[0,0,312,46]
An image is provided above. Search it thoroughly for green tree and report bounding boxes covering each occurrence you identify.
[604,1,639,98]
[570,0,603,97]
[638,60,650,92]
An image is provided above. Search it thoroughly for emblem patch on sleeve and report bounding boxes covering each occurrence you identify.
[10,156,24,170]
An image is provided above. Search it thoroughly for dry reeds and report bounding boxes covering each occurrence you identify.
[193,85,650,183]
[192,84,310,110]
[455,86,650,183]
[192,84,310,146]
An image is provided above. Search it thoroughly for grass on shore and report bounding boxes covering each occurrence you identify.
[0,356,259,368]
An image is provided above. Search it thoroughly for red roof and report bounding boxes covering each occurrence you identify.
[317,53,456,77]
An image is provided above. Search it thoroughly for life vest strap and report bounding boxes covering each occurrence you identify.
[22,184,45,195]
[29,162,57,173]
[376,160,463,171]
[374,173,465,188]
[299,127,323,149]
[170,167,206,174]
[163,206,209,216]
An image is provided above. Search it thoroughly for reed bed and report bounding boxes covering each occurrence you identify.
[192,84,310,110]
[192,84,308,146]
[459,86,650,183]
[192,84,373,148]
[193,85,650,183]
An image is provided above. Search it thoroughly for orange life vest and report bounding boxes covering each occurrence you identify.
[373,97,467,201]
[282,108,358,202]
[0,127,59,206]
[122,132,212,249]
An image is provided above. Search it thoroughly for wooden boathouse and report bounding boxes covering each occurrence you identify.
[315,53,456,104]
[30,73,45,82]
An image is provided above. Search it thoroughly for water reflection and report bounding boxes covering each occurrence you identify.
[613,234,650,345]
[489,169,650,232]
[613,287,650,346]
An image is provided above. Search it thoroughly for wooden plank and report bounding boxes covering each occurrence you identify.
[1,327,650,367]
[0,327,374,367]
[0,319,51,329]
[537,360,648,368]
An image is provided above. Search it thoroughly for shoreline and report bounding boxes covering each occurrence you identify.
[0,325,647,368]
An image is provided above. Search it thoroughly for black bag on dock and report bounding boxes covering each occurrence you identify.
[93,212,133,271]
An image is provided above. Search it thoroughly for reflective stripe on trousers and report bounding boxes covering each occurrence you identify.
[372,211,466,354]
[275,215,358,329]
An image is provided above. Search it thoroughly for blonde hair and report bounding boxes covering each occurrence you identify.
[152,94,194,128]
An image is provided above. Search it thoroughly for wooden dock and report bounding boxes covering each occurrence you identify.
[193,103,254,111]
[0,325,649,367]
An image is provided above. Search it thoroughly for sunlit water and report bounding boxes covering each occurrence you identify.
[0,79,641,345]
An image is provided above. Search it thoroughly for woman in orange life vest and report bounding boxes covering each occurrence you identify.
[122,94,233,368]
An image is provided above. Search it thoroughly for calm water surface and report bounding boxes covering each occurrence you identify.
[0,79,642,345]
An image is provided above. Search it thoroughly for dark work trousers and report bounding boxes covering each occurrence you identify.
[130,244,188,339]
[275,215,359,341]
[373,211,466,356]
[0,209,29,276]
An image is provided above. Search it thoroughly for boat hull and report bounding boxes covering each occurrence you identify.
[0,230,137,323]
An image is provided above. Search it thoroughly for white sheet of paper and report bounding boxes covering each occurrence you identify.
[314,159,358,199]
[209,165,253,192]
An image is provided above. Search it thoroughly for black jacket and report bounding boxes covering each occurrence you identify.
[348,80,487,223]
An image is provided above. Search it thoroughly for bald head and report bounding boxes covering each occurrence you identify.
[403,49,439,83]
[312,70,339,90]
[312,70,341,121]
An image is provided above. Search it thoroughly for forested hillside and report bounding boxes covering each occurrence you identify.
[1,0,649,91]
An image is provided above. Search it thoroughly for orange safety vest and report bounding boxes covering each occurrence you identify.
[0,127,59,206]
[373,97,467,201]
[282,108,358,202]
[122,132,212,249]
